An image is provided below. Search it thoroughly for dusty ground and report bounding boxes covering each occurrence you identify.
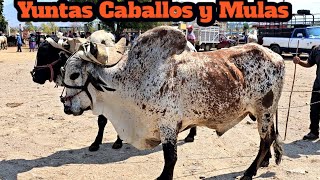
[0,46,319,180]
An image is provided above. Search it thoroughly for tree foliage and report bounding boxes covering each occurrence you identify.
[40,22,58,34]
[243,23,249,30]
[70,0,165,39]
[0,0,8,33]
[24,22,35,32]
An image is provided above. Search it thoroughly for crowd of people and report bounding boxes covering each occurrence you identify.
[13,30,93,52]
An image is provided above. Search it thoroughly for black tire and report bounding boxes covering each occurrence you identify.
[204,44,211,51]
[195,45,200,52]
[270,45,282,54]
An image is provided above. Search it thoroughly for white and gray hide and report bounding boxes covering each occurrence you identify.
[0,35,8,50]
[61,26,285,180]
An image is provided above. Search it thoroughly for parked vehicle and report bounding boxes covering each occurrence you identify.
[192,26,220,51]
[217,34,237,49]
[259,26,320,55]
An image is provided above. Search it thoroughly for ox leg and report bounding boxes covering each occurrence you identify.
[89,115,108,152]
[157,126,178,180]
[184,127,197,143]
[112,135,123,149]
[89,115,123,151]
[260,149,271,167]
[241,114,278,180]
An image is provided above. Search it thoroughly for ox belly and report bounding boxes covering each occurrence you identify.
[92,95,161,150]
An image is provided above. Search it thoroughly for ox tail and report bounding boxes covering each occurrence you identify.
[273,108,283,165]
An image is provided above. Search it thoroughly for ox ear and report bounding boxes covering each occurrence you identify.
[89,73,105,92]
[89,73,116,92]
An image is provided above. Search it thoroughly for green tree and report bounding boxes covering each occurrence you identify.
[40,22,58,34]
[10,27,18,35]
[85,22,95,33]
[0,0,8,33]
[243,23,249,31]
[24,21,35,32]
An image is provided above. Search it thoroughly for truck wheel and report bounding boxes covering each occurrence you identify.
[270,45,281,54]
[204,44,211,51]
[195,45,200,52]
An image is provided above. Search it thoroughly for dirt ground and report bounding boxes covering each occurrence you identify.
[0,46,319,180]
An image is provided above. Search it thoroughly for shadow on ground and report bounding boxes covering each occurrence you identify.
[283,139,320,159]
[0,141,187,179]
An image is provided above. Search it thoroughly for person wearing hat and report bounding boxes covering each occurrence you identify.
[16,33,22,52]
[186,25,196,46]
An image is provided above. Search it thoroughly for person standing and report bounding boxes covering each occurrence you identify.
[186,25,196,46]
[29,34,36,52]
[293,46,320,140]
[16,33,22,52]
[36,32,40,49]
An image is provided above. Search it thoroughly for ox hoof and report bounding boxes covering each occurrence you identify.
[89,143,100,152]
[184,137,194,143]
[260,160,270,167]
[240,176,252,180]
[156,175,172,180]
[112,142,123,149]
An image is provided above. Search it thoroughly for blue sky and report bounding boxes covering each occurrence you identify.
[3,0,320,27]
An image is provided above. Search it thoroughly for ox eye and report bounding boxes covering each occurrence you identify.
[70,73,80,80]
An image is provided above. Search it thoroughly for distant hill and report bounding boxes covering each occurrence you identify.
[3,1,75,28]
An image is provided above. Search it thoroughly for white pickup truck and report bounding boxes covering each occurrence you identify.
[260,26,320,55]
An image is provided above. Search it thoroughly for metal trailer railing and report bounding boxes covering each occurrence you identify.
[194,26,220,45]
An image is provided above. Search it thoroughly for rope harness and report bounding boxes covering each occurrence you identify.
[31,37,73,83]
[31,59,61,82]
[59,43,117,107]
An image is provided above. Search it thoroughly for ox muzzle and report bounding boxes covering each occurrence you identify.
[60,71,116,115]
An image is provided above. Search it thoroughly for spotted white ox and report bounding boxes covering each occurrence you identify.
[31,30,199,153]
[61,26,285,180]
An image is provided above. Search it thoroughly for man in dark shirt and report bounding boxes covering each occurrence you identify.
[293,46,320,140]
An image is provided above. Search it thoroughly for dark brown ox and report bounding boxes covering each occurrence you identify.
[60,26,285,180]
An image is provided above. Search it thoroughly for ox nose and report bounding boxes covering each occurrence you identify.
[64,105,73,115]
[32,75,45,85]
